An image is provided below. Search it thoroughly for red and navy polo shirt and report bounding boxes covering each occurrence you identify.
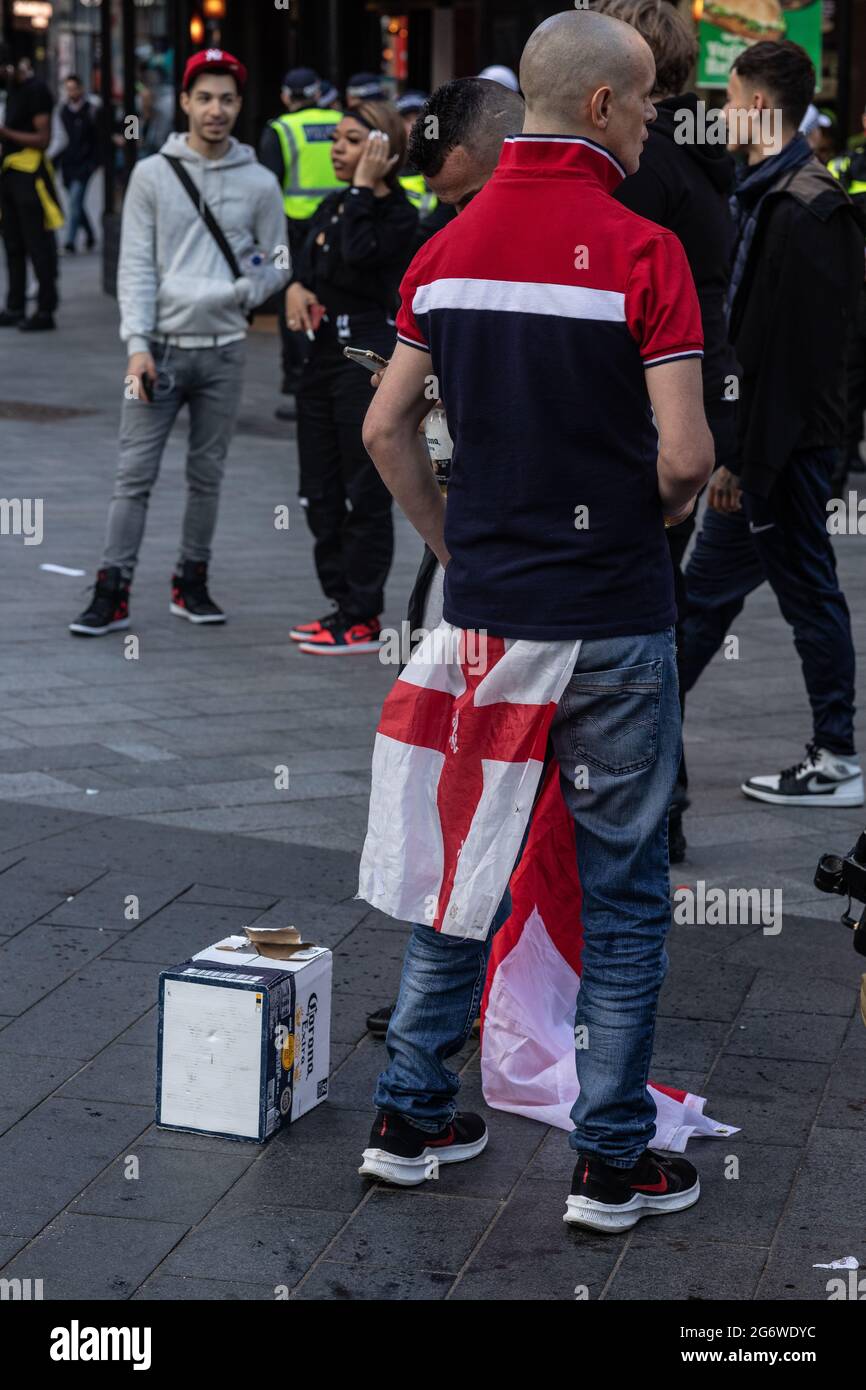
[396,135,704,640]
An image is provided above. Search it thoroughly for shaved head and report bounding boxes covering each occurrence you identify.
[519,9,656,173]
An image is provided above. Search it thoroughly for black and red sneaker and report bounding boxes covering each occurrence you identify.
[170,561,225,625]
[359,1109,488,1186]
[564,1148,700,1233]
[298,615,382,655]
[289,609,341,643]
[69,567,131,637]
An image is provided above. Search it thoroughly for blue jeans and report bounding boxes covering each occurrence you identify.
[64,175,95,249]
[681,447,856,756]
[374,628,681,1167]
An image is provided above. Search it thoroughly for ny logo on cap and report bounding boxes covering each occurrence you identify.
[205,49,225,62]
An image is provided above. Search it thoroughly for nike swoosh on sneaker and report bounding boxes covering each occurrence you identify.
[802,773,859,792]
[631,1173,669,1194]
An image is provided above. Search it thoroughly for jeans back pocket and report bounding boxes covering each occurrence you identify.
[562,659,662,775]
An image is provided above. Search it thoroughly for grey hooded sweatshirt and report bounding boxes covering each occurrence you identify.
[118,132,290,355]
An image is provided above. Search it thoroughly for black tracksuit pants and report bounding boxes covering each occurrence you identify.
[296,315,395,621]
[1,168,58,316]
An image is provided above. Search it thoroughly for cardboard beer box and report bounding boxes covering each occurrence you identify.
[156,927,332,1142]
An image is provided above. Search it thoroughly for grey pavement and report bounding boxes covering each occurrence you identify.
[0,256,864,1301]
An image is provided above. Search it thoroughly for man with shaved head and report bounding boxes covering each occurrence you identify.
[362,9,714,1231]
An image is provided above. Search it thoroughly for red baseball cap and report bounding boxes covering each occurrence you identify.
[182,49,248,94]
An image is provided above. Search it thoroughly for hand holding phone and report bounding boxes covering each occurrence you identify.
[343,347,390,374]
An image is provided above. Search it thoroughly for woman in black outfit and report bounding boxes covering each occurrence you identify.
[286,101,417,654]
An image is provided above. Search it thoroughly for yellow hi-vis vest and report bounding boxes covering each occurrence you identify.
[829,150,866,199]
[270,108,342,222]
[399,170,438,216]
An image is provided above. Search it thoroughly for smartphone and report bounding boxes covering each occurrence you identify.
[141,372,156,403]
[343,347,390,373]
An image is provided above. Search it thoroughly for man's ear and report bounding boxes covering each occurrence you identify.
[590,85,613,130]
[179,90,191,117]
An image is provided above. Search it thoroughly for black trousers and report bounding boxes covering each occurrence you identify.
[0,168,58,315]
[296,317,395,620]
[279,216,313,392]
[844,285,866,473]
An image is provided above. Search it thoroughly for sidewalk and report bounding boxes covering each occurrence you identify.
[0,256,863,1301]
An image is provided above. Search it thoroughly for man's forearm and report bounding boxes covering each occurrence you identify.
[367,427,449,568]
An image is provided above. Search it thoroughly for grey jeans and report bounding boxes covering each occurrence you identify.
[102,339,245,576]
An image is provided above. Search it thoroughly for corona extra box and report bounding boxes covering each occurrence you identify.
[156,933,331,1142]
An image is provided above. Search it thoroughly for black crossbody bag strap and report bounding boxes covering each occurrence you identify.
[162,154,244,280]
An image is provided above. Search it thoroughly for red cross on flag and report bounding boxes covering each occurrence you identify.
[358,624,581,938]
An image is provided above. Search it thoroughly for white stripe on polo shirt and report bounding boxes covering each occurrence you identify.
[412,277,626,323]
[644,348,704,367]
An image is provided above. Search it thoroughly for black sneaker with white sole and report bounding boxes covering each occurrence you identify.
[69,567,131,637]
[564,1147,700,1233]
[742,742,863,808]
[170,561,226,625]
[359,1109,487,1186]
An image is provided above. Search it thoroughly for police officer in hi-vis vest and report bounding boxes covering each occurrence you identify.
[395,91,438,217]
[259,68,342,413]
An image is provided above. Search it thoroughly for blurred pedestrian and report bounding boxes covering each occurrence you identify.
[69,49,289,637]
[286,101,417,654]
[57,74,100,254]
[829,101,866,486]
[477,64,520,92]
[681,41,865,808]
[259,67,342,418]
[0,50,60,332]
[345,73,387,108]
[594,0,737,862]
[395,91,437,215]
[318,82,342,111]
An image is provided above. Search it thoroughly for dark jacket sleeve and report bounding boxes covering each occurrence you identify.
[338,186,419,270]
[614,160,672,227]
[290,219,317,287]
[733,200,864,490]
[257,124,285,186]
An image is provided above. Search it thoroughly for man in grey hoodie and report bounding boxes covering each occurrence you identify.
[70,49,289,636]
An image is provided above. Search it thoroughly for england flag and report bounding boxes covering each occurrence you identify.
[358,621,737,1148]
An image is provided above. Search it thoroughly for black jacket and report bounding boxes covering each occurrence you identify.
[729,156,866,496]
[58,99,99,182]
[292,183,418,319]
[615,93,736,402]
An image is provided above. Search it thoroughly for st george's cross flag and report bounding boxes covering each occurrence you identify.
[358,621,738,1149]
[358,622,580,939]
[479,765,738,1148]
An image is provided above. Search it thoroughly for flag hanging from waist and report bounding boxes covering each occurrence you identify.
[357,621,580,939]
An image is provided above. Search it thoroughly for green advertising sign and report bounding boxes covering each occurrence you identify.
[697,2,823,89]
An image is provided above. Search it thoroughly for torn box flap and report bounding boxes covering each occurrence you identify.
[243,925,316,958]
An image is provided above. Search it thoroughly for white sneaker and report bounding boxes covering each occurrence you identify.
[742,744,864,807]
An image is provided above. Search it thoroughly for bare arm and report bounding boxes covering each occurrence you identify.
[0,111,50,151]
[362,343,448,567]
[645,358,715,518]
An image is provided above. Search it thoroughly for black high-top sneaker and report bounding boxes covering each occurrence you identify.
[69,568,131,637]
[564,1148,700,1233]
[359,1109,488,1186]
[170,561,226,625]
